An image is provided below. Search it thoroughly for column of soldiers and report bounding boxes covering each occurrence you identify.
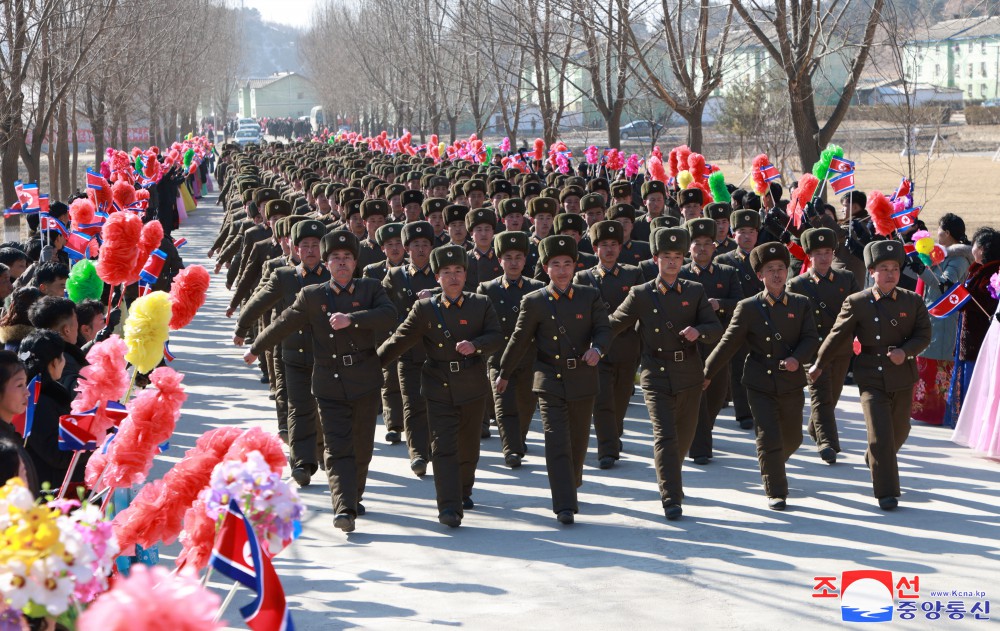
[210,140,931,533]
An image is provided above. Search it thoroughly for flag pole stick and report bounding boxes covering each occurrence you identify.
[213,583,239,622]
[56,451,83,499]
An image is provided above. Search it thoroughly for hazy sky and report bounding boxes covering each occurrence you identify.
[244,0,319,29]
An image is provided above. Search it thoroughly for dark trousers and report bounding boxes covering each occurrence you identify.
[317,391,379,516]
[381,362,403,432]
[594,358,637,460]
[428,397,486,515]
[730,346,753,420]
[746,387,804,498]
[690,361,730,459]
[859,386,912,498]
[490,365,535,457]
[536,394,594,514]
[807,355,850,452]
[398,359,430,461]
[644,386,702,506]
[273,353,289,435]
[287,362,321,472]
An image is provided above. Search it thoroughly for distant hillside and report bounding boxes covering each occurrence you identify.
[239,8,304,77]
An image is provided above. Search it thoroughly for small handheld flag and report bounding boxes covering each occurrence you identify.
[891,206,920,234]
[163,341,175,362]
[58,414,98,451]
[928,283,971,318]
[827,156,855,176]
[760,163,781,182]
[11,376,42,441]
[139,249,167,284]
[830,171,856,195]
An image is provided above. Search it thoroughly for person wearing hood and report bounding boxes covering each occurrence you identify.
[0,287,42,350]
[910,213,973,425]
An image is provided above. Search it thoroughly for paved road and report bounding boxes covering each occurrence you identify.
[156,190,1000,629]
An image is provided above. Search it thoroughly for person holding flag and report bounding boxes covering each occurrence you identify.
[909,214,973,425]
[0,351,38,494]
[810,241,931,510]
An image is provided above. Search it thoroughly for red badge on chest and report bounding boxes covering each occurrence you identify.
[682,301,689,307]
[459,319,468,325]
[899,312,907,318]
[787,313,795,319]
[576,314,584,319]
[352,302,360,307]
[717,283,723,289]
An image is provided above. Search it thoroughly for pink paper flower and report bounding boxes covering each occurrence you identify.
[988,272,1000,301]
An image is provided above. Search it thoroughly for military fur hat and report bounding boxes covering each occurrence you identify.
[589,220,623,245]
[422,197,447,217]
[252,187,280,206]
[521,181,543,198]
[800,227,837,253]
[430,244,468,273]
[652,227,690,255]
[498,198,526,218]
[263,199,292,219]
[685,218,716,241]
[587,177,610,194]
[385,183,406,200]
[273,216,293,239]
[343,199,362,218]
[488,179,512,197]
[580,193,606,213]
[559,185,585,203]
[541,186,560,199]
[292,219,326,245]
[749,243,790,272]
[527,196,558,217]
[704,202,732,221]
[538,234,579,265]
[360,198,390,219]
[610,181,633,199]
[402,221,434,246]
[605,203,636,222]
[494,231,530,255]
[651,215,680,230]
[466,208,497,231]
[463,179,487,195]
[311,182,328,197]
[443,204,470,225]
[863,239,905,269]
[402,190,425,207]
[641,180,666,199]
[676,188,704,207]
[321,230,360,260]
[338,187,365,206]
[731,209,762,231]
[375,222,404,246]
[554,213,587,235]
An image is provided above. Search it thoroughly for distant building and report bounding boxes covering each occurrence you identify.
[903,16,1000,102]
[855,79,965,106]
[237,72,320,119]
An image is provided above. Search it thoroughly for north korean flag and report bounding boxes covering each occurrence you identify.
[139,249,167,284]
[64,231,94,261]
[40,213,69,238]
[827,156,855,175]
[928,283,971,318]
[829,171,855,195]
[891,206,920,233]
[760,163,781,182]
[210,500,295,631]
[11,376,41,440]
[58,413,98,451]
[20,183,40,213]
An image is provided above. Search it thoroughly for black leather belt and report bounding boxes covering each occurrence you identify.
[861,345,898,354]
[651,349,688,362]
[338,349,375,366]
[538,353,580,370]
[749,351,789,371]
[427,356,483,373]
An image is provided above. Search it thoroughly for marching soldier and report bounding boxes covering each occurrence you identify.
[363,223,408,444]
[605,203,651,266]
[358,199,390,269]
[786,227,860,464]
[383,221,439,475]
[378,245,504,528]
[632,180,668,242]
[704,243,819,511]
[609,227,723,519]
[227,198,291,317]
[497,235,611,524]
[574,220,642,469]
[680,218,744,465]
[715,210,765,430]
[534,213,598,282]
[809,241,931,510]
[478,232,545,467]
[705,202,737,256]
[246,230,397,533]
[677,188,704,222]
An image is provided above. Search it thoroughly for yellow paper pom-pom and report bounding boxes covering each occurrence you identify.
[124,291,172,373]
[915,237,935,255]
[677,170,693,189]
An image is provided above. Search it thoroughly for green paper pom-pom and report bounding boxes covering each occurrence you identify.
[66,259,105,303]
[708,171,731,204]
[811,144,844,180]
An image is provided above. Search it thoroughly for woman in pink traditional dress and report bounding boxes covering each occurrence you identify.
[952,268,1000,458]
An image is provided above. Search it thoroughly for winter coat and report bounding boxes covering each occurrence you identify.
[0,324,34,351]
[959,259,1000,362]
[24,377,87,489]
[918,243,974,361]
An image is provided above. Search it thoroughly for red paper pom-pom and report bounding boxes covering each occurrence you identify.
[867,191,896,236]
[675,145,691,173]
[648,156,667,183]
[128,220,164,284]
[96,212,142,286]
[69,198,95,229]
[168,265,210,330]
[688,153,706,181]
[751,153,771,195]
[533,138,545,161]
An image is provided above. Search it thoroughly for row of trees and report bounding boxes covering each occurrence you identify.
[0,0,243,208]
[302,0,891,172]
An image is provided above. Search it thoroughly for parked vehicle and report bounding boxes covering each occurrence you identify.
[619,120,663,140]
[234,127,262,147]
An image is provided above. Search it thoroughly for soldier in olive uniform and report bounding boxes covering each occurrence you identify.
[363,223,408,443]
[378,245,505,528]
[787,227,860,464]
[676,188,704,223]
[383,222,439,475]
[247,230,397,532]
[632,180,669,243]
[228,198,291,317]
[526,197,558,272]
[704,243,819,510]
[705,202,737,257]
[574,220,643,469]
[358,199,390,270]
[534,213,598,282]
[610,228,723,519]
[478,232,545,467]
[497,235,611,524]
[605,203,652,266]
[680,218,744,465]
[810,241,931,510]
[715,210,765,430]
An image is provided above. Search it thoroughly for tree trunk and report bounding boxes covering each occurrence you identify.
[683,101,706,154]
[788,79,821,173]
[71,102,79,193]
[448,115,458,142]
[606,107,623,150]
[58,101,71,199]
